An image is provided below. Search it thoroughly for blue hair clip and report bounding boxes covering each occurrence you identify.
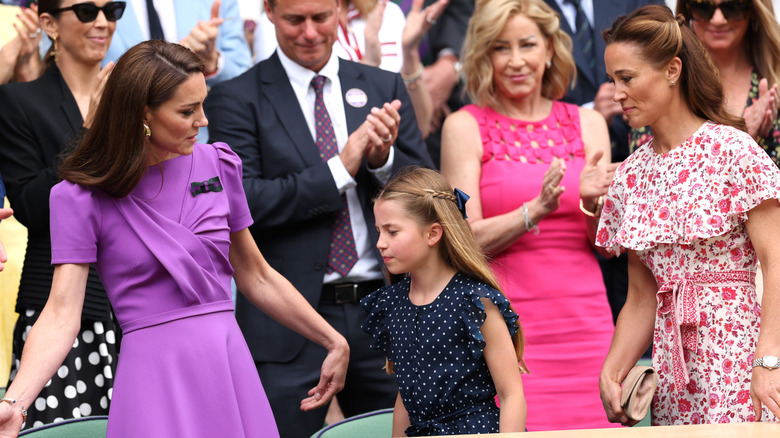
[454,188,470,219]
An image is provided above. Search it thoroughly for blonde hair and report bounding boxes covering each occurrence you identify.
[376,167,527,371]
[677,0,780,101]
[461,0,575,107]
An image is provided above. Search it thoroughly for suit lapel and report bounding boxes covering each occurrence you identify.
[337,60,369,135]
[261,54,322,168]
[49,67,83,132]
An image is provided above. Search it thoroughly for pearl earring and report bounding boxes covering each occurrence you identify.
[546,60,552,69]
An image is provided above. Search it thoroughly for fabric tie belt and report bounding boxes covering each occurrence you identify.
[657,270,754,393]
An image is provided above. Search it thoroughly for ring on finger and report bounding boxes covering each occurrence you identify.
[29,29,40,38]
[548,184,557,191]
[381,134,392,143]
[425,15,437,25]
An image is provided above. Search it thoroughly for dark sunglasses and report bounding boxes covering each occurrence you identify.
[51,1,126,23]
[685,0,751,22]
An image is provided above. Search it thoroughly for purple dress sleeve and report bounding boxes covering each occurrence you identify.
[213,141,253,232]
[49,180,100,264]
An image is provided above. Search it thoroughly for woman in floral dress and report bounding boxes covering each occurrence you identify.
[629,0,780,163]
[597,5,780,426]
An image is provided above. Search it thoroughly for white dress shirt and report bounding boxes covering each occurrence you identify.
[130,0,179,41]
[277,48,395,283]
[554,0,594,32]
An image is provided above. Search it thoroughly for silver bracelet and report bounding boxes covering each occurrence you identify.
[522,203,539,235]
[401,65,423,85]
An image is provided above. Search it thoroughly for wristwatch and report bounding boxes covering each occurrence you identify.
[753,355,780,369]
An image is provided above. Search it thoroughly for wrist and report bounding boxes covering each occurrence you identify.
[204,51,222,77]
[580,196,604,218]
[0,398,28,424]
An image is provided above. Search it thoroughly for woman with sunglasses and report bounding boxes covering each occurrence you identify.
[599,5,780,426]
[0,39,348,438]
[631,0,780,164]
[0,0,124,429]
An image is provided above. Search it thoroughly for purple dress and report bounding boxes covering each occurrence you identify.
[49,143,278,437]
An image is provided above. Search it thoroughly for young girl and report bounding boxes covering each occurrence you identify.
[361,167,528,436]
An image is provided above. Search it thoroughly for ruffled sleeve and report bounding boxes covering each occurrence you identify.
[213,142,253,232]
[461,281,519,360]
[597,123,780,253]
[360,284,394,360]
[50,180,101,264]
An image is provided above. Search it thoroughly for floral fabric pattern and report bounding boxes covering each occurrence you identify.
[629,70,780,166]
[597,121,780,424]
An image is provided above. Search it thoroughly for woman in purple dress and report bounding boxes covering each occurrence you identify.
[0,40,350,437]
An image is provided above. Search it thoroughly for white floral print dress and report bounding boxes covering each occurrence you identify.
[597,121,780,424]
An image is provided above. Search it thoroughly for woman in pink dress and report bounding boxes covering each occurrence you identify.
[598,5,780,425]
[440,0,618,431]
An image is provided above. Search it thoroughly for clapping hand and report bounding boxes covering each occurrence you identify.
[579,149,619,201]
[361,0,387,67]
[537,158,566,214]
[402,0,448,54]
[341,100,402,175]
[83,61,115,129]
[743,78,779,140]
[180,0,224,75]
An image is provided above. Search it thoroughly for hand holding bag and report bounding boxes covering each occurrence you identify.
[620,365,657,422]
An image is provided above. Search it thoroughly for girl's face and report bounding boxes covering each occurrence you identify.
[41,0,119,66]
[489,13,553,101]
[144,73,209,165]
[374,199,436,275]
[604,42,674,129]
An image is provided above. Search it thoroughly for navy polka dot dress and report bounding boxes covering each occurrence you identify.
[361,273,519,436]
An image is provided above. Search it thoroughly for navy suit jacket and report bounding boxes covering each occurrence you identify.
[546,0,665,105]
[205,53,432,362]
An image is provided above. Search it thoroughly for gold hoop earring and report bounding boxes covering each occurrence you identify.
[143,123,151,138]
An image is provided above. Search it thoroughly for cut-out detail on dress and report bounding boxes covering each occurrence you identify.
[466,104,584,165]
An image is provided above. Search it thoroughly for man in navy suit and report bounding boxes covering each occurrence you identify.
[205,0,432,435]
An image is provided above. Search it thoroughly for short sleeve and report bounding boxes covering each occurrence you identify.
[50,181,100,264]
[213,142,253,232]
[462,282,519,360]
[360,285,394,361]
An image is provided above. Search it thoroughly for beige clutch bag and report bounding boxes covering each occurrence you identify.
[620,365,657,422]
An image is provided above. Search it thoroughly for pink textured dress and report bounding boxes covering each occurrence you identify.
[597,122,780,424]
[462,102,616,431]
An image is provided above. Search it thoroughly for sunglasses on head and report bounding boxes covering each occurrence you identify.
[685,0,751,22]
[51,1,126,23]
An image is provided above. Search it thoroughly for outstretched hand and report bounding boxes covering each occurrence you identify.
[180,0,224,75]
[300,339,349,411]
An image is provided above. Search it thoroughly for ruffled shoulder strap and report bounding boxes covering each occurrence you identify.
[460,276,519,360]
[360,278,409,361]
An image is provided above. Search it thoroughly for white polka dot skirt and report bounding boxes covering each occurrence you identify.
[8,309,118,430]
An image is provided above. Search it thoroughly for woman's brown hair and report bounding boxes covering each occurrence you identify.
[59,40,204,197]
[376,166,527,372]
[603,5,746,131]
